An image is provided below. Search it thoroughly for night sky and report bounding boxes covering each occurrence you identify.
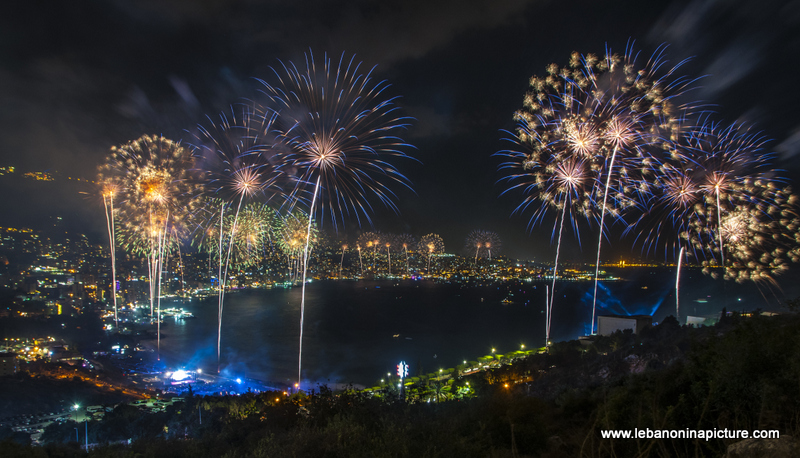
[2,0,800,263]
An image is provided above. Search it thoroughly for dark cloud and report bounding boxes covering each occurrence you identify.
[109,0,534,65]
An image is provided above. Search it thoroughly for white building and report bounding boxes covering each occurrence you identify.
[597,315,652,336]
[0,352,18,376]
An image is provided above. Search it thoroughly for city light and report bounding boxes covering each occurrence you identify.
[171,370,190,381]
[397,361,409,378]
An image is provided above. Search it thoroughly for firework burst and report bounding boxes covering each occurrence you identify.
[608,113,800,318]
[258,52,414,230]
[198,201,279,271]
[506,42,698,336]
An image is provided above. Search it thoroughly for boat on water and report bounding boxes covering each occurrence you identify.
[161,308,195,319]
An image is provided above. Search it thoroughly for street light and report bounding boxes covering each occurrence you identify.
[397,362,409,400]
[72,404,87,450]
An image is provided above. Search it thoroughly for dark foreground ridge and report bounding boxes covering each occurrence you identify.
[2,311,800,457]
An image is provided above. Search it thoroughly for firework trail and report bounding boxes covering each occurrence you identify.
[190,105,285,370]
[485,239,498,260]
[418,233,444,274]
[471,241,481,264]
[339,243,348,279]
[356,244,364,277]
[385,241,391,276]
[395,233,416,275]
[117,205,190,355]
[98,180,119,330]
[384,234,396,276]
[257,51,414,387]
[372,235,382,272]
[545,285,550,349]
[175,234,186,296]
[676,246,684,320]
